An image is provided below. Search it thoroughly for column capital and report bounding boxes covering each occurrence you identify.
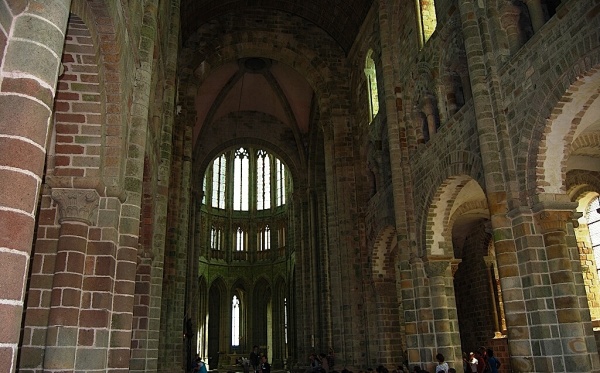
[51,188,99,225]
[532,201,578,234]
[424,258,451,278]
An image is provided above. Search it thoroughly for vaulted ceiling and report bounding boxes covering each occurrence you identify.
[181,0,374,171]
[180,0,374,54]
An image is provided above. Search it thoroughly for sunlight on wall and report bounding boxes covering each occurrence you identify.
[365,49,379,122]
[416,0,437,48]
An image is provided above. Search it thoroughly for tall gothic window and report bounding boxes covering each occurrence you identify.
[231,295,240,346]
[202,174,207,205]
[587,196,600,276]
[276,158,286,206]
[234,148,250,211]
[416,0,437,48]
[202,148,289,255]
[365,50,379,123]
[284,297,288,343]
[212,154,226,209]
[257,149,271,210]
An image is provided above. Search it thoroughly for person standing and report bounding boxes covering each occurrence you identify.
[250,345,260,373]
[468,352,478,373]
[259,355,271,373]
[435,353,449,373]
[486,349,501,373]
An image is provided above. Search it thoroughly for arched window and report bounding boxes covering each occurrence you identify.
[284,297,288,343]
[258,225,271,251]
[212,154,226,209]
[234,148,250,211]
[236,226,247,251]
[365,50,379,122]
[211,225,222,250]
[257,149,271,210]
[202,148,289,257]
[416,0,437,48]
[587,196,600,276]
[276,158,286,206]
[231,295,240,346]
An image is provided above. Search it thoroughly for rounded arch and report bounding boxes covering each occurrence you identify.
[67,0,127,192]
[521,53,600,204]
[371,225,398,280]
[415,150,485,256]
[567,170,600,202]
[424,176,487,258]
[447,198,490,260]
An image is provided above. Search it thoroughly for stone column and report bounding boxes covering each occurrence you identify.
[457,0,532,370]
[0,3,71,371]
[500,3,525,55]
[524,0,546,33]
[533,204,598,372]
[425,259,460,370]
[422,96,439,138]
[483,256,502,336]
[43,188,99,370]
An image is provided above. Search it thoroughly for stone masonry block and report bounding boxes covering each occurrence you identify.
[13,14,65,54]
[4,39,59,86]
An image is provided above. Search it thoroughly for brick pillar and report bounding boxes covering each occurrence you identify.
[524,0,546,32]
[0,2,71,371]
[43,188,99,370]
[533,204,599,372]
[425,259,461,371]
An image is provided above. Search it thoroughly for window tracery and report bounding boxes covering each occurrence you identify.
[202,147,289,259]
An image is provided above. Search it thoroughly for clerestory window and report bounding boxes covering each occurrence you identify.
[212,154,226,209]
[257,149,271,210]
[234,148,250,211]
[202,147,290,256]
[365,50,379,123]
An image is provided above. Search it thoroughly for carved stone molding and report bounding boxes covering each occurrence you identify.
[51,188,99,225]
[451,259,462,276]
[535,210,574,234]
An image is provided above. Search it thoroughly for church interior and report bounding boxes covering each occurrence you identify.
[1,0,600,372]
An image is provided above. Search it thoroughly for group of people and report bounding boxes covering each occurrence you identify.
[196,345,501,373]
[408,346,500,373]
[248,345,271,373]
[463,347,501,373]
[307,348,336,373]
